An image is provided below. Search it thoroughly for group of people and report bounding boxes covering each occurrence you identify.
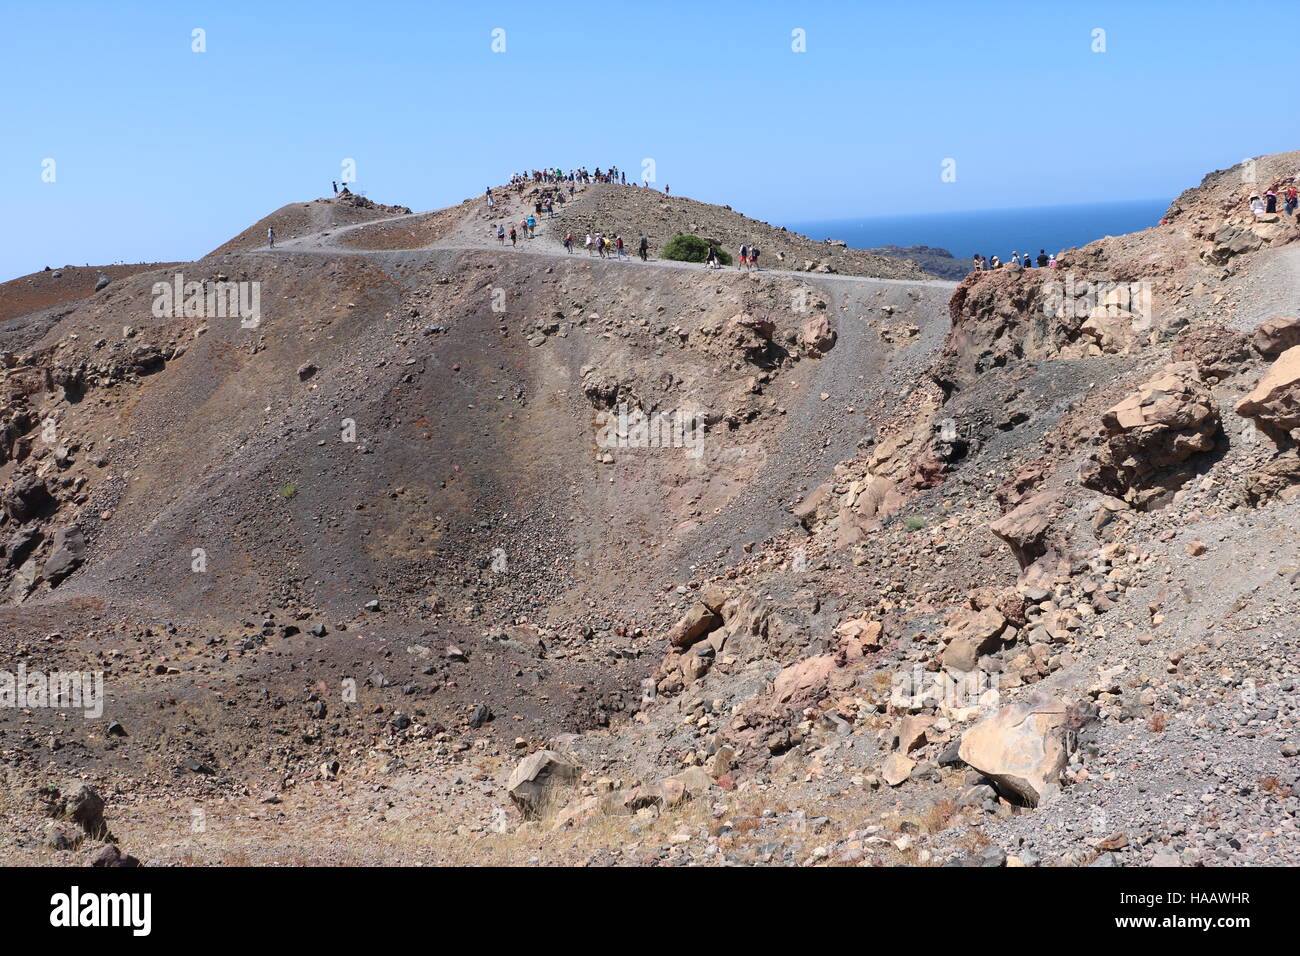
[511,166,630,186]
[564,232,650,261]
[495,213,539,247]
[972,249,1057,271]
[1250,186,1299,219]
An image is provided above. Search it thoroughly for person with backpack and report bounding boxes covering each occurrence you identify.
[738,243,749,269]
[510,227,517,247]
[1285,186,1298,217]
[638,235,649,261]
[749,245,760,270]
[585,233,594,255]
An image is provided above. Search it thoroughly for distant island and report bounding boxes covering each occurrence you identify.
[860,244,970,281]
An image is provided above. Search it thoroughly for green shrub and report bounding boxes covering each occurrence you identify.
[904,515,926,532]
[278,483,297,500]
[662,233,732,265]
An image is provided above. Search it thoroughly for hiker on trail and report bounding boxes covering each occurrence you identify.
[1265,189,1278,214]
[638,235,649,261]
[267,227,275,248]
[527,214,537,237]
[564,233,574,253]
[616,236,625,259]
[738,243,749,269]
[332,181,338,194]
[1036,249,1049,267]
[510,227,517,247]
[1286,186,1298,217]
[497,225,506,245]
[1250,195,1266,218]
[585,233,594,255]
[750,245,760,270]
[665,185,670,195]
[546,199,554,218]
[705,244,719,269]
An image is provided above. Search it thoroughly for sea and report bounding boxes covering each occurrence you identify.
[783,198,1170,263]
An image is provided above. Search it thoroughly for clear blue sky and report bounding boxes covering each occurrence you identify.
[3,0,1296,281]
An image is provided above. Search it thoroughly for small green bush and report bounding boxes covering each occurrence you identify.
[904,515,926,532]
[278,483,297,500]
[662,233,732,265]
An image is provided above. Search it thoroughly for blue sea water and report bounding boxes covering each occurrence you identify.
[784,199,1170,263]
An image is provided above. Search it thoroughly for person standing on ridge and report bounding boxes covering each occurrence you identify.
[267,227,275,249]
[1036,249,1048,267]
[332,181,338,194]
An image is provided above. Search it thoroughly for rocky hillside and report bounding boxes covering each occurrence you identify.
[545,183,929,280]
[2,153,1299,867]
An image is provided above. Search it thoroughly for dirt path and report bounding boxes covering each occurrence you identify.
[256,194,958,291]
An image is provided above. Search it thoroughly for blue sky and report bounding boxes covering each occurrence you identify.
[3,0,1296,280]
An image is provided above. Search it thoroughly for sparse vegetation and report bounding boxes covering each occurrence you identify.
[662,233,732,265]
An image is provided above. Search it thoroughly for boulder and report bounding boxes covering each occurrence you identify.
[1170,324,1250,379]
[940,607,1010,673]
[666,602,722,649]
[506,750,581,817]
[772,653,838,704]
[1251,316,1300,357]
[880,753,915,786]
[989,490,1061,569]
[958,694,1069,807]
[43,525,86,585]
[1081,362,1220,501]
[1243,451,1300,505]
[1235,345,1300,441]
[799,316,836,354]
[3,473,52,522]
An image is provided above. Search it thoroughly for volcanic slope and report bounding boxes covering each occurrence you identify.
[0,181,954,863]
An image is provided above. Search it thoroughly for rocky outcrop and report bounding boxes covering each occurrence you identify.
[1170,324,1250,379]
[1081,362,1220,505]
[1251,316,1300,357]
[1235,345,1300,442]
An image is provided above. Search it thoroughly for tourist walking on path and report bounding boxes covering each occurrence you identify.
[564,233,574,253]
[510,227,517,247]
[638,235,649,261]
[1285,186,1298,217]
[750,245,760,270]
[267,227,275,249]
[1266,189,1278,214]
[616,236,625,259]
[497,225,505,245]
[585,233,594,255]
